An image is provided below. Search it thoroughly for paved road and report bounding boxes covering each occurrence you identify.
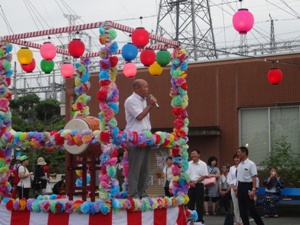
[197,203,300,225]
[203,215,299,225]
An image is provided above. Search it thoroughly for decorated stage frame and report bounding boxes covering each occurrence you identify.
[0,20,196,225]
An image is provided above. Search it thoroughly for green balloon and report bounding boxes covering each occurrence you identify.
[40,59,54,74]
[156,49,171,67]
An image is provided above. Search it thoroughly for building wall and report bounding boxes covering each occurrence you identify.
[65,53,300,168]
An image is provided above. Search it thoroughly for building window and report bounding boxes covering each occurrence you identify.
[239,106,300,164]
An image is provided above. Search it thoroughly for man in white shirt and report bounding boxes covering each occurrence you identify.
[186,149,208,225]
[124,79,157,198]
[237,146,264,225]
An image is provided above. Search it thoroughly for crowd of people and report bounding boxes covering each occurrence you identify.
[9,155,66,199]
[184,147,284,225]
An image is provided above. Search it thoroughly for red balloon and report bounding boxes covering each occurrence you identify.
[68,39,85,58]
[140,48,155,66]
[21,58,36,73]
[131,27,150,48]
[267,68,283,85]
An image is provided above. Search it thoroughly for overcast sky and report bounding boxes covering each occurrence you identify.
[1,0,299,48]
[0,0,299,95]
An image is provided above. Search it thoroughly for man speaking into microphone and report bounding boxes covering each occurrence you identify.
[124,79,158,198]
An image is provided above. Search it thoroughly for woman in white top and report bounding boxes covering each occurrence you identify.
[17,155,33,199]
[228,153,243,225]
[162,156,173,197]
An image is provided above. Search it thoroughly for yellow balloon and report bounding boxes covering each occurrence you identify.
[148,61,163,76]
[17,47,33,65]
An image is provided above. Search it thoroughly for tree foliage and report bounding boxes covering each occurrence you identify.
[10,93,64,132]
[10,93,66,174]
[259,136,300,187]
[21,149,66,174]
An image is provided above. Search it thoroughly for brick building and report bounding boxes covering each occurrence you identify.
[65,53,300,195]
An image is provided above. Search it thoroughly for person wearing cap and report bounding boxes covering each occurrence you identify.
[33,157,49,197]
[17,155,33,199]
[124,79,158,198]
[218,163,231,213]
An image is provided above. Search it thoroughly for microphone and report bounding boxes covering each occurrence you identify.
[149,94,159,109]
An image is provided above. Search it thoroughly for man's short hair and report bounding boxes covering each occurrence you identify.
[239,146,249,156]
[191,149,201,155]
[166,156,172,161]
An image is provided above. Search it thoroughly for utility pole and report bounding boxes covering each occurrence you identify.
[156,0,218,61]
[13,62,18,99]
[269,14,276,54]
[63,14,81,42]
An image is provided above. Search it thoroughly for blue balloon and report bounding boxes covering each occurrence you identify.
[121,43,138,61]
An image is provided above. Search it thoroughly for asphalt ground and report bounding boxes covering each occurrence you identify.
[203,214,299,225]
[202,205,300,225]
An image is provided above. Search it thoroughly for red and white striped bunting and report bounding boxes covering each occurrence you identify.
[0,205,187,225]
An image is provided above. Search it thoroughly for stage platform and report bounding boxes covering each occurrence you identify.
[0,204,187,225]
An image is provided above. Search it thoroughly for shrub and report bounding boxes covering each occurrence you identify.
[259,136,300,187]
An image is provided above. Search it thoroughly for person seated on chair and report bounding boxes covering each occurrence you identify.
[52,175,66,195]
[263,167,284,218]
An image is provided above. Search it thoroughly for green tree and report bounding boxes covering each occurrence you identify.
[10,94,66,174]
[24,149,66,174]
[10,93,41,131]
[35,98,64,131]
[259,136,300,187]
[10,94,64,132]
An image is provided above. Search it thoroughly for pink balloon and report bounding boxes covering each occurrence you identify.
[232,8,254,34]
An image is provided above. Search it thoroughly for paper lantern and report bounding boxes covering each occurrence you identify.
[121,43,138,61]
[123,62,137,78]
[21,58,36,73]
[40,59,54,74]
[17,47,33,65]
[40,42,57,60]
[140,48,156,67]
[148,61,163,76]
[267,68,283,85]
[156,49,171,67]
[131,27,150,48]
[232,9,254,34]
[68,39,85,58]
[60,63,75,78]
